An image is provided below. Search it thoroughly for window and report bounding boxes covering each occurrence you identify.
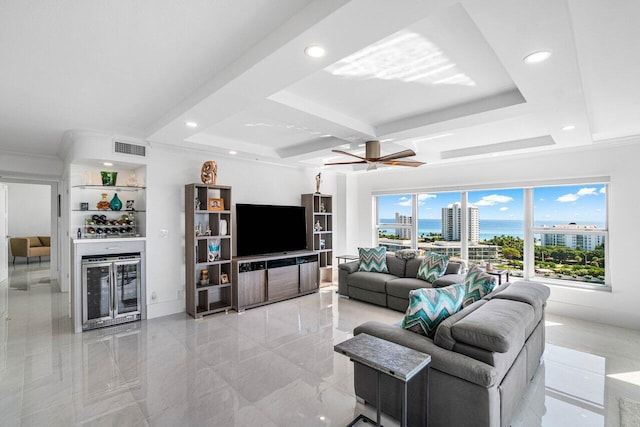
[416,191,462,258]
[373,180,609,288]
[375,194,413,251]
[468,188,524,277]
[532,184,607,285]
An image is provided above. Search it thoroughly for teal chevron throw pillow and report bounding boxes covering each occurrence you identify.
[402,284,465,338]
[416,252,449,283]
[358,247,389,273]
[462,265,497,307]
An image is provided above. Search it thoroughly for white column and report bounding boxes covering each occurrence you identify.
[523,188,534,279]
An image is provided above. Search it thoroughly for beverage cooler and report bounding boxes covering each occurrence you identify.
[81,254,142,330]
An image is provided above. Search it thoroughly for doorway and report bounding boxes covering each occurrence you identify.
[0,179,60,290]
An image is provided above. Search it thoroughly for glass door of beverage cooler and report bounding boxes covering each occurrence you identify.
[113,259,141,319]
[82,260,114,326]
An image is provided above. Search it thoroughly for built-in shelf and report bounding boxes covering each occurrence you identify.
[72,209,146,212]
[72,185,146,191]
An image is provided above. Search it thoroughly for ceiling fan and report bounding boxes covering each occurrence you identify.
[324,140,425,170]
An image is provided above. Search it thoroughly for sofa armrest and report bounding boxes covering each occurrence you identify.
[354,321,498,388]
[432,273,465,288]
[9,238,29,257]
[338,260,359,274]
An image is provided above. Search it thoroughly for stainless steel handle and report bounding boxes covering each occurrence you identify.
[111,267,117,314]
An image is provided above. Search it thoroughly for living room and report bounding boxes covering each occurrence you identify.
[1,1,640,426]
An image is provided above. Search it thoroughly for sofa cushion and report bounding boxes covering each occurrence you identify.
[444,261,463,275]
[28,236,42,247]
[404,257,423,278]
[463,265,497,307]
[434,299,488,350]
[451,299,534,353]
[38,236,50,246]
[491,281,550,336]
[386,278,433,299]
[395,249,423,260]
[386,255,406,278]
[416,252,449,282]
[347,271,397,293]
[358,247,389,273]
[402,284,465,338]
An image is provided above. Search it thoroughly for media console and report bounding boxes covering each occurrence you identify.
[232,251,320,311]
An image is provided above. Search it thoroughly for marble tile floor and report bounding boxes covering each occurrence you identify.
[1,262,640,426]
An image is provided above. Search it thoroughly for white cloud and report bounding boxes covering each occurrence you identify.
[397,199,411,207]
[399,196,409,201]
[577,187,597,196]
[600,186,606,194]
[418,193,437,202]
[557,193,579,203]
[473,194,513,206]
[499,207,509,211]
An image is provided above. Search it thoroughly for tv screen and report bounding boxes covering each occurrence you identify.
[236,204,307,257]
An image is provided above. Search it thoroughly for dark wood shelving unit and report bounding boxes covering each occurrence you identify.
[185,184,233,318]
[302,193,333,284]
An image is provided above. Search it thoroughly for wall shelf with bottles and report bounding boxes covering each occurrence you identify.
[70,165,147,239]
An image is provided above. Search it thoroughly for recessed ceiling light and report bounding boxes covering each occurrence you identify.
[229,150,237,155]
[523,50,552,64]
[562,125,576,131]
[185,121,198,128]
[304,45,326,58]
[103,162,113,166]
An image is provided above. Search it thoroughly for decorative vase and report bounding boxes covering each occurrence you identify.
[110,193,122,211]
[96,193,110,210]
[101,171,117,186]
[200,161,217,184]
[219,219,228,236]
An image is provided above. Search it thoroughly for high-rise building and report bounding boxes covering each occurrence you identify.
[394,212,411,239]
[540,223,604,250]
[441,203,479,243]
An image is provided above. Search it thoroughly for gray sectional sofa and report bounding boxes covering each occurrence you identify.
[338,254,467,311]
[353,280,550,427]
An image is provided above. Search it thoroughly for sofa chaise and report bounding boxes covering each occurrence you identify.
[353,280,550,427]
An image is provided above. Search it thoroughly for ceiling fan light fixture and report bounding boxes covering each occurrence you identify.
[523,50,552,64]
[304,45,326,58]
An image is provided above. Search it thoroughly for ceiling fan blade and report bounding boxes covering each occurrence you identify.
[376,149,418,161]
[323,160,367,166]
[331,149,366,161]
[380,160,426,167]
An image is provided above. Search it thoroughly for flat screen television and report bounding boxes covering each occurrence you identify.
[236,203,307,257]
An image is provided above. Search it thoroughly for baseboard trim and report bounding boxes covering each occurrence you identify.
[146,299,185,319]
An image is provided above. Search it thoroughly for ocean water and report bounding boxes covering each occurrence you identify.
[380,219,604,241]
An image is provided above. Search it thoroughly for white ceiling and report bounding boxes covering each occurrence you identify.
[1,0,640,170]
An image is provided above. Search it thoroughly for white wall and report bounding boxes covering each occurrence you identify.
[347,141,640,330]
[144,144,338,318]
[6,182,51,253]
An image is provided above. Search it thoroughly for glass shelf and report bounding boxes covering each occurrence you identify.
[72,209,146,212]
[72,185,146,191]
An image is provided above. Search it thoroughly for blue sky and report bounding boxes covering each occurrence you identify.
[378,184,607,224]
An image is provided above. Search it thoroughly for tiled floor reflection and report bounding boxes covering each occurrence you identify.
[1,263,640,426]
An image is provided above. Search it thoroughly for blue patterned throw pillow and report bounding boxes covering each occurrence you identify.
[462,264,497,307]
[358,247,389,273]
[402,284,465,338]
[416,252,449,282]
